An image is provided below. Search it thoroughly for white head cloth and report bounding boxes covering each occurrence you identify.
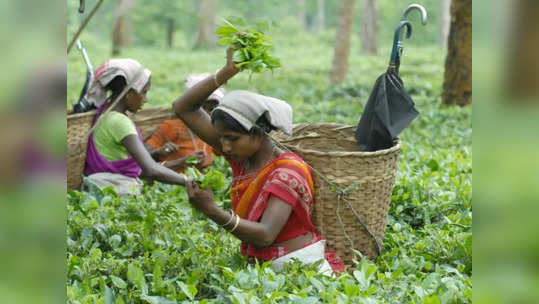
[214,90,293,135]
[85,58,151,107]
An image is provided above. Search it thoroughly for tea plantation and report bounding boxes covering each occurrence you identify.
[67,35,471,303]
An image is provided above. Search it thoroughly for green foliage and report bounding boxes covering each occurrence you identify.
[68,12,470,301]
[215,17,281,74]
[185,157,199,166]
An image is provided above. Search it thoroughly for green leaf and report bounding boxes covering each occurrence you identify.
[186,157,199,166]
[108,235,122,249]
[141,295,176,304]
[177,281,197,300]
[127,263,146,291]
[423,294,441,304]
[110,275,127,289]
[217,37,234,46]
[215,26,238,37]
[102,285,114,304]
[427,159,439,171]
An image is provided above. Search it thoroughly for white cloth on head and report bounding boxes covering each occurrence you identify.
[185,73,226,101]
[214,90,293,135]
[272,240,333,276]
[85,59,151,107]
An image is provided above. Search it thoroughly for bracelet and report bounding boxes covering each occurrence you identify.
[229,215,240,233]
[220,213,235,227]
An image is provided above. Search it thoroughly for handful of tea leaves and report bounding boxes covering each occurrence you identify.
[185,157,199,166]
[215,18,281,73]
[186,167,226,192]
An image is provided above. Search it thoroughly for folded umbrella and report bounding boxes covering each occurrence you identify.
[355,4,427,151]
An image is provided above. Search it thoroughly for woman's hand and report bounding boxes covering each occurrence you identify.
[188,150,206,167]
[225,47,240,74]
[216,48,240,85]
[157,142,178,157]
[186,179,217,214]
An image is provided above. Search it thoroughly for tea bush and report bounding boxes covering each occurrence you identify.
[67,35,471,303]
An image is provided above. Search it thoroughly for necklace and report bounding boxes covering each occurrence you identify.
[233,144,278,203]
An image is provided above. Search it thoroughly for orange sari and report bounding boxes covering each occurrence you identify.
[229,152,345,272]
[146,119,214,172]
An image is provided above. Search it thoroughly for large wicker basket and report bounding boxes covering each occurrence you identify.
[67,107,175,190]
[274,123,401,266]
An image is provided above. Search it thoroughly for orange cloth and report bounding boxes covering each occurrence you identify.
[145,119,214,172]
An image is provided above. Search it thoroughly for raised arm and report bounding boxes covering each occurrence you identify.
[173,48,239,151]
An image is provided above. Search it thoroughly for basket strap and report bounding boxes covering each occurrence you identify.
[339,195,382,255]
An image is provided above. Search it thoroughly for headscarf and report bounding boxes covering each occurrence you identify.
[213,90,293,135]
[85,59,152,107]
[185,73,226,101]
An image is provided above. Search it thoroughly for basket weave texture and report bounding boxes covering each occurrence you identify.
[67,107,174,190]
[274,123,401,265]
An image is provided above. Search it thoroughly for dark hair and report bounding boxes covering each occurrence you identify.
[211,108,276,136]
[104,76,127,96]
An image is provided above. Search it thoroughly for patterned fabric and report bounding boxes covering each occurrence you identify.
[228,152,345,272]
[145,119,214,172]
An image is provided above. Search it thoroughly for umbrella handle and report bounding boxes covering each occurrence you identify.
[79,0,85,13]
[389,21,412,69]
[401,4,428,25]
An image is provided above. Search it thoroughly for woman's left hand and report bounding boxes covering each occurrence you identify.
[186,179,217,214]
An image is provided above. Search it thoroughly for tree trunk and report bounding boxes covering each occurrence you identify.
[167,18,175,48]
[505,0,539,102]
[438,0,451,48]
[317,0,326,31]
[442,0,472,106]
[194,0,217,49]
[297,0,307,31]
[359,0,378,55]
[330,0,356,85]
[112,0,134,56]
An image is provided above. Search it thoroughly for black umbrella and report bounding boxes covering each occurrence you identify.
[355,4,427,152]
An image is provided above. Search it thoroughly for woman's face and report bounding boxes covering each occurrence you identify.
[125,79,151,113]
[213,119,262,162]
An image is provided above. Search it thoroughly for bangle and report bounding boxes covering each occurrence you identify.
[220,213,235,227]
[229,215,240,232]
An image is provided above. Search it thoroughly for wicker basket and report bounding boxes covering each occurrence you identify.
[67,107,175,190]
[274,123,401,266]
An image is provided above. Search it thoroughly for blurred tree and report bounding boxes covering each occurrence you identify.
[442,0,471,106]
[505,0,539,102]
[194,0,217,49]
[159,0,187,48]
[359,0,378,55]
[297,0,307,31]
[438,0,451,48]
[316,0,326,31]
[330,0,356,84]
[166,18,175,48]
[112,0,135,56]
